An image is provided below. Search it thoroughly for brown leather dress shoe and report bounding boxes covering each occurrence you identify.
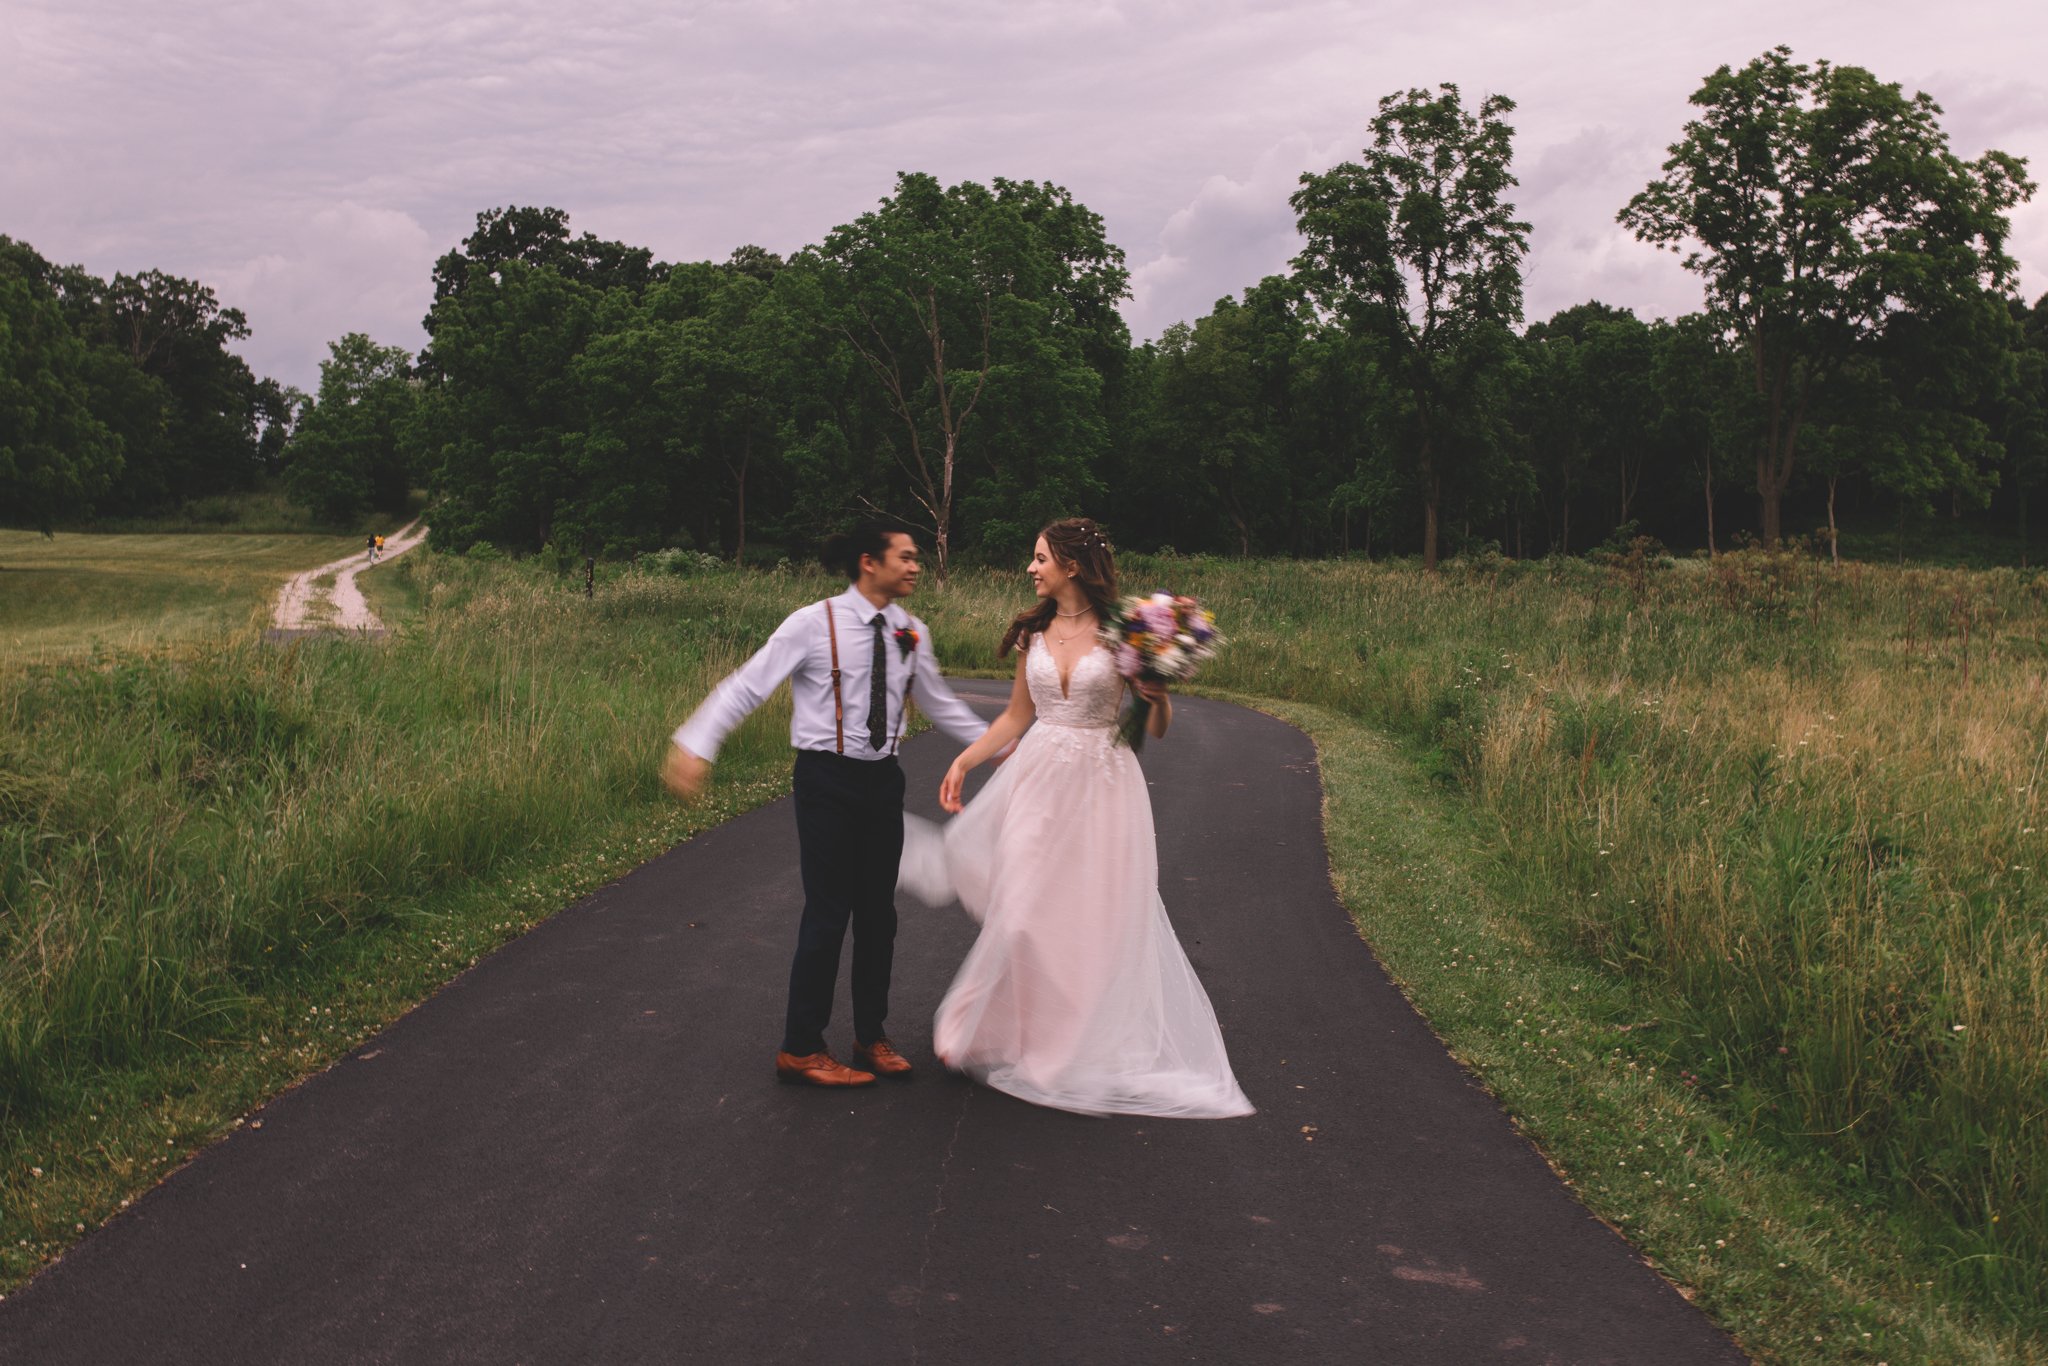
[775,1050,876,1087]
[852,1038,914,1079]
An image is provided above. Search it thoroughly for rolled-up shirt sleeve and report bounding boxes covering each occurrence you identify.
[911,625,990,748]
[672,610,812,762]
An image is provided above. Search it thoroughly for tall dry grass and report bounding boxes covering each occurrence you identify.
[0,552,801,1113]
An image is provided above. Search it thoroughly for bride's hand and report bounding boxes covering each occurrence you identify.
[1135,678,1170,705]
[939,760,969,814]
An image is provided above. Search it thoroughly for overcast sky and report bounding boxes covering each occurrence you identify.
[6,0,2044,392]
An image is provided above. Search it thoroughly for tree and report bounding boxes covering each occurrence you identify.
[0,274,122,533]
[1621,46,2035,547]
[816,173,1127,575]
[1135,279,1308,556]
[285,334,416,524]
[87,268,264,510]
[1513,327,1588,554]
[252,378,307,476]
[663,266,792,561]
[1293,325,1399,557]
[1653,314,1750,555]
[412,261,608,552]
[1292,84,1532,570]
[428,206,665,312]
[2003,295,2048,565]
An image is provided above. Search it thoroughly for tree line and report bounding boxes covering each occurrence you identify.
[0,237,295,533]
[6,47,2042,567]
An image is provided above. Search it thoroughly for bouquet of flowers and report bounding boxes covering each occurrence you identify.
[1099,592,1223,749]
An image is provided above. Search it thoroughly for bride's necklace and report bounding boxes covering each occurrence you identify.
[1049,605,1095,646]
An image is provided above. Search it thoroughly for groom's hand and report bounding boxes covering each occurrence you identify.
[662,744,710,802]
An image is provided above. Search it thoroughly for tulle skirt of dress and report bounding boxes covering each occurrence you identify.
[900,719,1253,1119]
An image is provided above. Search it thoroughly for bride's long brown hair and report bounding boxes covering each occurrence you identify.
[999,518,1120,657]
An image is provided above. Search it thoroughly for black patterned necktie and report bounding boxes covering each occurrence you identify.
[868,615,889,751]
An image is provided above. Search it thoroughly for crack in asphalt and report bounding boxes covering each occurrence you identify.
[909,1086,972,1365]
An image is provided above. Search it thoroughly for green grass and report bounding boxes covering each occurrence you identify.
[356,550,427,625]
[0,530,367,663]
[1829,509,2038,570]
[1269,698,2036,1364]
[0,552,810,1285]
[2,543,2044,1362]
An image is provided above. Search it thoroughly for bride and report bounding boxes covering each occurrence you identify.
[904,518,1252,1119]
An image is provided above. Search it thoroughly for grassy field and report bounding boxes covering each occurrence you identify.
[0,530,365,663]
[2,540,2044,1362]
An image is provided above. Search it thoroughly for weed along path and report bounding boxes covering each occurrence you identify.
[0,684,1747,1364]
[268,519,426,638]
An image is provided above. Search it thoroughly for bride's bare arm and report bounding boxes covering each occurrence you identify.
[940,652,1034,811]
[1137,678,1172,739]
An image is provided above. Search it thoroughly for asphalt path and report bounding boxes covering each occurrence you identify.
[0,683,1748,1365]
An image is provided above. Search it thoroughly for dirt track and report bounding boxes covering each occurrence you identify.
[271,520,426,635]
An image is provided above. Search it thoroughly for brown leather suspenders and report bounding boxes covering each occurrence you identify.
[820,598,912,756]
[823,598,845,754]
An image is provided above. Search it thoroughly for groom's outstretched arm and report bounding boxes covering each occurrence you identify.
[910,627,991,748]
[671,609,811,763]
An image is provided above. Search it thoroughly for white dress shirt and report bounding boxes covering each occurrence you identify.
[673,585,989,762]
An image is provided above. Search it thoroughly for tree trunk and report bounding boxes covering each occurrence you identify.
[732,442,749,565]
[1422,482,1441,572]
[1758,443,1783,550]
[1703,472,1718,558]
[1825,474,1840,565]
[937,428,956,580]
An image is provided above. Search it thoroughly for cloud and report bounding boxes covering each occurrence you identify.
[1517,124,1701,324]
[208,203,439,390]
[1126,134,1338,342]
[4,0,2042,387]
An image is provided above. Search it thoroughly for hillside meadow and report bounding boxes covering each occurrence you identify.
[0,529,369,663]
[1,537,2043,1362]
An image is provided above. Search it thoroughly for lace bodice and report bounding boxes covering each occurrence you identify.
[1027,632,1123,729]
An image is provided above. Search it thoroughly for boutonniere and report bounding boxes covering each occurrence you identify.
[892,625,919,660]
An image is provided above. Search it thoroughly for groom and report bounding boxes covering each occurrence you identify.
[662,525,989,1087]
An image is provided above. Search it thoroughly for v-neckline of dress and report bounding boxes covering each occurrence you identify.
[1043,632,1100,701]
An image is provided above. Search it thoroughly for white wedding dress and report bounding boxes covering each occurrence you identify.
[900,633,1253,1119]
